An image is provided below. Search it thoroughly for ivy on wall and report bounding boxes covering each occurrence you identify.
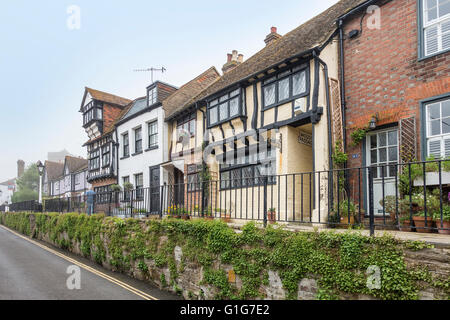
[0,212,448,300]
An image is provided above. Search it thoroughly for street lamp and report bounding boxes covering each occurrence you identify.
[37,160,45,204]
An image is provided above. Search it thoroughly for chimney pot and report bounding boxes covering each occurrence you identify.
[264,26,282,46]
[17,160,25,178]
[227,53,232,62]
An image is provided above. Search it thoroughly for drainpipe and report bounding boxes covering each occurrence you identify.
[339,20,347,154]
[198,103,207,216]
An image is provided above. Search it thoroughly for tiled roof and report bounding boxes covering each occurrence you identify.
[45,161,64,181]
[119,97,148,123]
[196,0,366,101]
[64,156,88,173]
[0,178,16,186]
[85,87,132,108]
[163,67,221,119]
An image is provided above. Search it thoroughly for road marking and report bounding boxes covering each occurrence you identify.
[0,225,158,300]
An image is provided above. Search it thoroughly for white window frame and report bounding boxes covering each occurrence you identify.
[425,97,450,158]
[422,0,450,56]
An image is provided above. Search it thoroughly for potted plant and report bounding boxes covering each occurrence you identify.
[267,208,277,223]
[411,191,439,233]
[435,204,450,235]
[336,200,357,226]
[327,212,340,229]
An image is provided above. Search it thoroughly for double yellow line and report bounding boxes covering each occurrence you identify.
[0,225,158,301]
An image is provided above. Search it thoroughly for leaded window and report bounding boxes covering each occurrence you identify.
[208,88,241,126]
[262,66,308,109]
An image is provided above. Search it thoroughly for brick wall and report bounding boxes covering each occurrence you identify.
[343,0,450,168]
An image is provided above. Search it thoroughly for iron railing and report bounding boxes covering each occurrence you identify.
[5,160,450,235]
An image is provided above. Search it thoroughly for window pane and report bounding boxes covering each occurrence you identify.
[388,147,398,161]
[443,100,450,117]
[210,107,218,124]
[292,71,306,96]
[230,88,240,97]
[264,83,276,106]
[189,119,195,135]
[431,119,441,135]
[371,150,377,164]
[388,131,398,146]
[439,0,450,17]
[278,77,290,101]
[429,103,440,119]
[427,7,438,21]
[442,118,450,134]
[370,135,377,149]
[229,97,239,117]
[219,103,228,121]
[443,21,450,50]
[379,148,387,162]
[378,132,387,147]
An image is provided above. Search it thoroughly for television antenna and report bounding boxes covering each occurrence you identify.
[133,66,166,83]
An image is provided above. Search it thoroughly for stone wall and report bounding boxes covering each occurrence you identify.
[1,212,449,300]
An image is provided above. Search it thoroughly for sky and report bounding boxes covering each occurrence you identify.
[0,0,338,182]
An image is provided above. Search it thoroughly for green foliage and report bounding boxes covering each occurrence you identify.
[350,128,368,147]
[0,212,445,300]
[332,141,348,165]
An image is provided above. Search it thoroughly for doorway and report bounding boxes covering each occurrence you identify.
[366,128,399,216]
[149,166,160,214]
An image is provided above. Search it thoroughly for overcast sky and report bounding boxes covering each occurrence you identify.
[0,0,338,182]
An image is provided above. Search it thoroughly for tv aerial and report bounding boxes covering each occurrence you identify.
[133,66,166,83]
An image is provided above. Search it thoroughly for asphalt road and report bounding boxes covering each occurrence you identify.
[0,225,180,300]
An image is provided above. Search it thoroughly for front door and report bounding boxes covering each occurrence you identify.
[366,128,399,216]
[149,166,160,214]
[174,168,184,207]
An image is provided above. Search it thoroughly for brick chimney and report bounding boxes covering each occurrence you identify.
[222,50,244,74]
[264,26,282,46]
[17,160,25,178]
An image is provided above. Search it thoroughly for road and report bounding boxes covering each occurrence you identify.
[0,225,180,300]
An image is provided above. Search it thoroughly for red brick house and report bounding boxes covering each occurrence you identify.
[339,0,450,214]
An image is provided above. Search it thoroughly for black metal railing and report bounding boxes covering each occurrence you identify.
[5,160,450,235]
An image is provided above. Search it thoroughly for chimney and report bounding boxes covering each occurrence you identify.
[264,26,282,46]
[222,50,244,74]
[17,160,25,178]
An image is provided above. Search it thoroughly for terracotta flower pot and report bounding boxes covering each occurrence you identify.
[340,215,355,226]
[268,211,277,223]
[221,214,232,223]
[399,219,413,232]
[435,219,450,235]
[412,216,434,233]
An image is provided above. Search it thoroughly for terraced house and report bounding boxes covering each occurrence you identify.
[341,0,450,216]
[167,0,370,222]
[163,67,220,208]
[79,87,132,197]
[115,81,178,213]
[43,156,90,198]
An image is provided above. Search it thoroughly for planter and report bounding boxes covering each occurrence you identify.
[203,216,214,221]
[413,171,450,187]
[412,216,435,233]
[340,215,355,226]
[181,215,190,220]
[435,219,450,235]
[268,211,277,223]
[399,219,413,232]
[221,214,232,223]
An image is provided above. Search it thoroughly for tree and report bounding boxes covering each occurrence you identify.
[12,163,39,203]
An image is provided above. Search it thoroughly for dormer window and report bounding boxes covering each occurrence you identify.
[148,86,158,106]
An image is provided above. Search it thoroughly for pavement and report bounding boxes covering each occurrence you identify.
[0,225,180,300]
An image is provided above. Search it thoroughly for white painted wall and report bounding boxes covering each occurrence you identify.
[0,183,14,205]
[117,106,169,189]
